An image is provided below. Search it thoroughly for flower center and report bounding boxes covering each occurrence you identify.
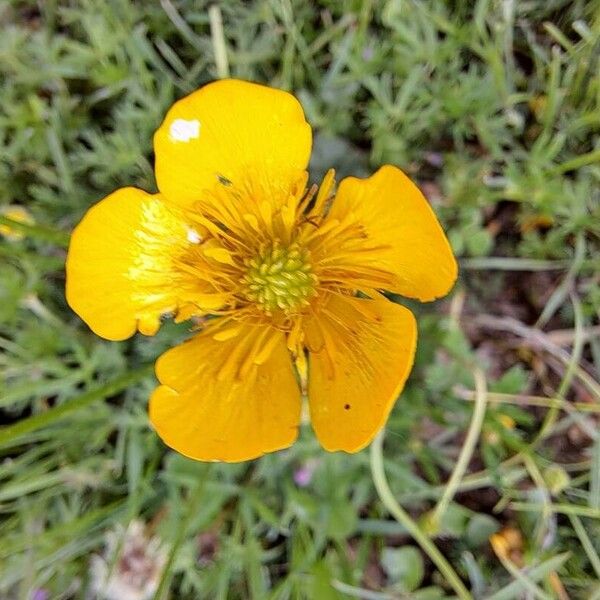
[242,242,316,315]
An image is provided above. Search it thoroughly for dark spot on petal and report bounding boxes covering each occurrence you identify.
[344,404,351,410]
[217,174,232,186]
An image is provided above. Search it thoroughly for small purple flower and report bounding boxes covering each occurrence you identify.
[31,590,49,600]
[424,151,444,168]
[362,46,374,61]
[293,459,318,487]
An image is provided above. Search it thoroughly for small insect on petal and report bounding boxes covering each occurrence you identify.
[169,119,200,142]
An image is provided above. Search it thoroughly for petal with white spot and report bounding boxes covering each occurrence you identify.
[187,228,202,244]
[169,119,200,143]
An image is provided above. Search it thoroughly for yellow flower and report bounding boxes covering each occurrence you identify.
[0,205,34,241]
[490,526,524,566]
[66,79,457,462]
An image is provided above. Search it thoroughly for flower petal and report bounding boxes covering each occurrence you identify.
[154,79,312,207]
[329,165,457,301]
[66,187,213,341]
[308,294,417,452]
[149,325,301,462]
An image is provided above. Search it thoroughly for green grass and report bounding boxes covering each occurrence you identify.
[1,0,599,598]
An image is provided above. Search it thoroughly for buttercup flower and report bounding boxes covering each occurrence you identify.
[66,79,457,462]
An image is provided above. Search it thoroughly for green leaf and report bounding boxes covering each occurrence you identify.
[310,560,344,600]
[381,546,424,592]
[466,513,500,547]
[323,500,357,541]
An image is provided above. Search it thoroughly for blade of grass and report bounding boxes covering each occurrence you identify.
[494,552,552,600]
[0,364,153,446]
[591,436,600,510]
[455,388,600,414]
[0,215,69,247]
[209,4,230,79]
[278,0,297,90]
[331,580,395,599]
[568,515,600,578]
[152,465,212,600]
[509,502,600,518]
[522,454,553,550]
[160,0,206,52]
[532,291,589,448]
[552,148,600,174]
[475,312,600,402]
[486,553,571,600]
[459,257,571,271]
[46,126,74,195]
[535,234,585,328]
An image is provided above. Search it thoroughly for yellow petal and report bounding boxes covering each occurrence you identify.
[149,324,301,462]
[66,187,202,341]
[308,294,417,452]
[154,79,312,207]
[329,165,457,301]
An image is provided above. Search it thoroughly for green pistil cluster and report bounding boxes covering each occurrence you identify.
[243,242,317,314]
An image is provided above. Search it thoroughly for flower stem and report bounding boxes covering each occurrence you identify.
[370,431,472,600]
[432,367,488,526]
